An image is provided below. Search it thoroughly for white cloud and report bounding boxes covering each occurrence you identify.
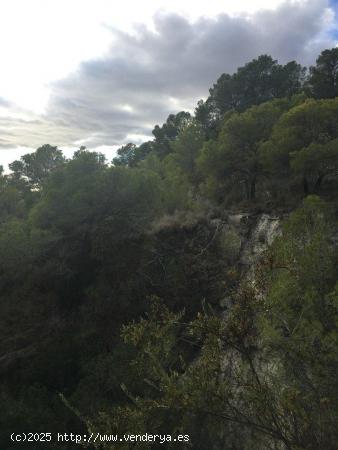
[0,0,336,167]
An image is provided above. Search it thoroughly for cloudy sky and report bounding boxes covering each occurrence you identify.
[0,0,337,167]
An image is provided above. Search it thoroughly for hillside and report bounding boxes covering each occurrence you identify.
[1,49,338,450]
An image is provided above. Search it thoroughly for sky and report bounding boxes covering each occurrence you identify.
[0,0,337,168]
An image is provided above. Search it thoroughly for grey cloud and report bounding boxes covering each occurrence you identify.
[0,0,335,155]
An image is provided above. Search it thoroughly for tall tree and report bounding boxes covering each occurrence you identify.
[198,99,290,201]
[170,122,205,181]
[262,98,338,194]
[196,55,305,136]
[112,143,137,167]
[308,48,338,99]
[9,144,65,188]
[112,142,153,167]
[152,111,192,158]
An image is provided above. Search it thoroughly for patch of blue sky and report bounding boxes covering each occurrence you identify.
[328,0,338,42]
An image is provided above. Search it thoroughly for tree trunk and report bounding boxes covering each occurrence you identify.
[244,180,250,200]
[250,176,256,200]
[313,173,325,193]
[303,176,309,195]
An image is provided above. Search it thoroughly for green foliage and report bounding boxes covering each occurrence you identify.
[291,138,338,192]
[8,144,66,188]
[263,98,338,194]
[256,196,338,449]
[1,48,338,450]
[170,121,205,182]
[196,55,305,137]
[139,151,193,213]
[90,197,338,449]
[112,143,137,167]
[198,98,291,202]
[0,182,27,223]
[152,111,192,159]
[308,48,338,99]
[113,142,153,167]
